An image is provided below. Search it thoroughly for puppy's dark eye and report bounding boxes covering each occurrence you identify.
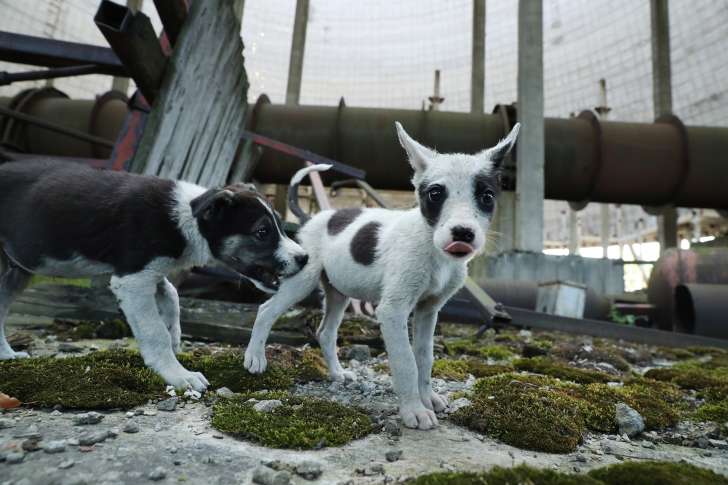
[479,190,495,210]
[255,226,270,240]
[427,185,445,203]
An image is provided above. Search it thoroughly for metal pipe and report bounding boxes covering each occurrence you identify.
[0,105,114,149]
[248,101,728,210]
[95,0,166,103]
[153,0,188,47]
[675,283,728,338]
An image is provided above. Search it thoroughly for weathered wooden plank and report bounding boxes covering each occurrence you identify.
[131,0,250,186]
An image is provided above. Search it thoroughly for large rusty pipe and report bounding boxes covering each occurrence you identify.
[249,101,728,210]
[675,284,728,339]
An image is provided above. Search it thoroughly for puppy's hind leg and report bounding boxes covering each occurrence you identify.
[156,278,182,354]
[0,257,32,360]
[317,281,355,382]
[244,264,321,374]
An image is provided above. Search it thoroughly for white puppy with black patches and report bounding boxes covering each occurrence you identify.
[244,122,520,430]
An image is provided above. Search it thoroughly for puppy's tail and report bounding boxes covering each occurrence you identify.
[287,164,333,223]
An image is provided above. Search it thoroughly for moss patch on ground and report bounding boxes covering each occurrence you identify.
[52,318,132,341]
[409,462,728,485]
[451,372,685,451]
[513,357,613,384]
[211,393,372,449]
[431,358,513,380]
[444,339,515,360]
[0,348,327,409]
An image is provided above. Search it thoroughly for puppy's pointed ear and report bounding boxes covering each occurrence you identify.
[191,188,235,221]
[395,121,437,173]
[482,122,520,169]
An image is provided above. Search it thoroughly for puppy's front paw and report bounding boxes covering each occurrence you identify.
[0,350,30,360]
[162,367,209,392]
[421,390,448,412]
[400,402,439,430]
[330,368,357,383]
[244,348,268,374]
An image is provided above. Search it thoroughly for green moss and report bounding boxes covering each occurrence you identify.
[432,358,513,380]
[588,461,728,485]
[618,380,684,429]
[52,318,132,341]
[0,350,164,409]
[31,276,91,287]
[211,393,372,449]
[179,352,294,393]
[645,365,728,401]
[410,462,728,485]
[514,357,613,384]
[695,399,728,422]
[444,339,514,360]
[410,465,599,485]
[452,374,585,453]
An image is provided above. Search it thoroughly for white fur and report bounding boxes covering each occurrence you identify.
[245,122,520,430]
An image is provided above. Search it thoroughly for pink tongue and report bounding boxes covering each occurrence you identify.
[444,241,474,255]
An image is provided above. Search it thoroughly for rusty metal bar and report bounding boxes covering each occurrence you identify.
[0,64,102,86]
[675,283,728,339]
[0,31,126,76]
[153,0,189,47]
[95,0,166,104]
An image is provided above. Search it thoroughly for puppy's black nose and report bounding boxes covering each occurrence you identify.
[295,254,309,268]
[451,226,475,243]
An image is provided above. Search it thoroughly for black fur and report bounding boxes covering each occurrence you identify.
[327,208,362,235]
[473,173,500,215]
[0,160,186,276]
[350,221,381,266]
[417,182,447,227]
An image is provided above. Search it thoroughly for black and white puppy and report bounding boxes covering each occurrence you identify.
[0,160,308,391]
[244,122,520,429]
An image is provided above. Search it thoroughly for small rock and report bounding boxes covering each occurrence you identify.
[615,403,644,437]
[58,342,83,353]
[446,397,471,414]
[123,422,140,434]
[357,463,385,476]
[126,411,135,418]
[518,329,532,339]
[58,459,75,469]
[22,438,42,452]
[149,467,167,481]
[384,419,401,437]
[252,466,292,485]
[575,454,587,463]
[13,424,41,439]
[709,438,728,449]
[346,345,371,362]
[6,451,25,464]
[44,440,66,454]
[157,397,179,412]
[0,418,14,429]
[695,436,711,449]
[216,387,234,399]
[641,441,656,449]
[703,450,713,457]
[295,460,323,480]
[253,400,283,413]
[67,437,80,446]
[50,410,63,417]
[78,430,111,446]
[522,343,549,358]
[73,412,104,425]
[385,449,403,462]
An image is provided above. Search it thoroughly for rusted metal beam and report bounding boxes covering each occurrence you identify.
[0,31,126,76]
[95,0,167,104]
[153,0,189,47]
[0,64,102,86]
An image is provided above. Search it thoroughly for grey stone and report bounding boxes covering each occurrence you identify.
[22,438,42,452]
[44,440,66,453]
[0,418,14,429]
[59,459,75,469]
[58,342,84,353]
[6,451,25,464]
[252,466,292,485]
[696,436,711,449]
[709,438,728,449]
[73,412,104,425]
[78,430,111,446]
[385,449,403,462]
[157,397,179,412]
[295,460,323,480]
[216,387,234,398]
[253,399,283,413]
[346,345,371,362]
[149,467,167,481]
[447,398,472,414]
[123,421,140,434]
[615,403,644,437]
[384,419,401,436]
[13,424,41,439]
[357,463,385,476]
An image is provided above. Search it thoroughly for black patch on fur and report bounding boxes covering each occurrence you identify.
[350,222,381,266]
[473,173,500,215]
[327,208,362,235]
[417,182,447,226]
[0,160,187,276]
